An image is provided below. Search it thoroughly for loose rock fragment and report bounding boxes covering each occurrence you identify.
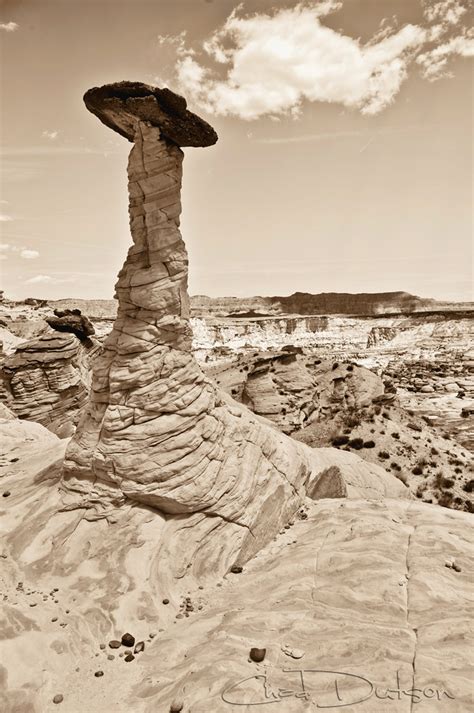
[124,654,135,662]
[52,694,63,704]
[109,640,121,649]
[249,647,266,662]
[94,671,104,677]
[134,641,145,654]
[230,565,243,574]
[121,633,135,647]
[170,700,184,712]
[281,644,305,659]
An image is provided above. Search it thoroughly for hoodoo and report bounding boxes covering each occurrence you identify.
[62,82,336,569]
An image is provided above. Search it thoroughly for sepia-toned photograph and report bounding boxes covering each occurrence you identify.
[0,0,473,711]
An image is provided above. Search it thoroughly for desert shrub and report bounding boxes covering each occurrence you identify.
[440,477,455,489]
[374,406,382,415]
[391,462,402,471]
[465,501,474,513]
[454,467,462,474]
[332,362,339,370]
[231,388,238,395]
[407,422,422,432]
[332,435,349,447]
[380,430,386,435]
[348,438,364,450]
[438,492,453,509]
[412,466,423,475]
[391,432,400,439]
[430,447,439,455]
[383,411,390,419]
[346,364,354,371]
[343,410,362,429]
[363,440,376,449]
[462,479,474,493]
[378,451,390,460]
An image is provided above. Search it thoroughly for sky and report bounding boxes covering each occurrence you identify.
[0,0,472,301]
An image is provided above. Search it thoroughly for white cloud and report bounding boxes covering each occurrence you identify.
[167,0,472,120]
[423,0,467,25]
[0,213,13,222]
[25,275,54,285]
[0,21,19,32]
[417,30,474,78]
[20,249,40,260]
[42,130,59,140]
[0,244,40,260]
[25,275,74,285]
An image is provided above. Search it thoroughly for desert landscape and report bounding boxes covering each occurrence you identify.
[0,77,472,713]
[1,1,473,711]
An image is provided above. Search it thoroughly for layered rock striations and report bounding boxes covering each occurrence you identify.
[1,331,95,436]
[62,83,340,572]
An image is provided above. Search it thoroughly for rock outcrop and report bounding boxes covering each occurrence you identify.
[62,82,333,572]
[46,308,95,341]
[1,331,95,435]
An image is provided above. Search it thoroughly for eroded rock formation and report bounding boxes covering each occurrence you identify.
[62,83,328,570]
[1,331,95,435]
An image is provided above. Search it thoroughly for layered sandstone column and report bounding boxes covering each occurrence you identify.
[62,82,317,567]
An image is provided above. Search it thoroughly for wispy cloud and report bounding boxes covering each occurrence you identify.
[20,249,40,260]
[41,130,59,140]
[0,244,40,260]
[0,21,19,32]
[25,274,74,285]
[161,0,472,120]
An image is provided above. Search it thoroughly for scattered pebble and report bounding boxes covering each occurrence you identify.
[230,565,243,574]
[453,563,462,572]
[170,700,184,712]
[149,632,156,639]
[134,641,145,654]
[2,491,10,498]
[249,647,266,663]
[52,694,63,704]
[94,671,104,678]
[107,655,115,661]
[124,654,135,663]
[109,640,121,649]
[99,644,106,650]
[162,598,169,605]
[122,634,135,646]
[281,644,305,659]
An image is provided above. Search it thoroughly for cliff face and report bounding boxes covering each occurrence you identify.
[191,312,474,354]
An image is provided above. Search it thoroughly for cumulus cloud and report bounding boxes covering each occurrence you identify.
[42,130,59,140]
[165,0,472,120]
[20,249,40,260]
[0,21,19,32]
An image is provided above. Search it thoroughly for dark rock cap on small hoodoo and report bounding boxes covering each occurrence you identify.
[83,81,218,147]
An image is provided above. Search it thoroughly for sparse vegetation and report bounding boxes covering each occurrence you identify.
[332,435,349,447]
[348,438,364,450]
[378,450,390,460]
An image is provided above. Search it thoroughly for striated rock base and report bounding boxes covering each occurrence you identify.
[61,122,321,572]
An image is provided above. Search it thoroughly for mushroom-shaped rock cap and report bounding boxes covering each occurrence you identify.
[84,81,218,147]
